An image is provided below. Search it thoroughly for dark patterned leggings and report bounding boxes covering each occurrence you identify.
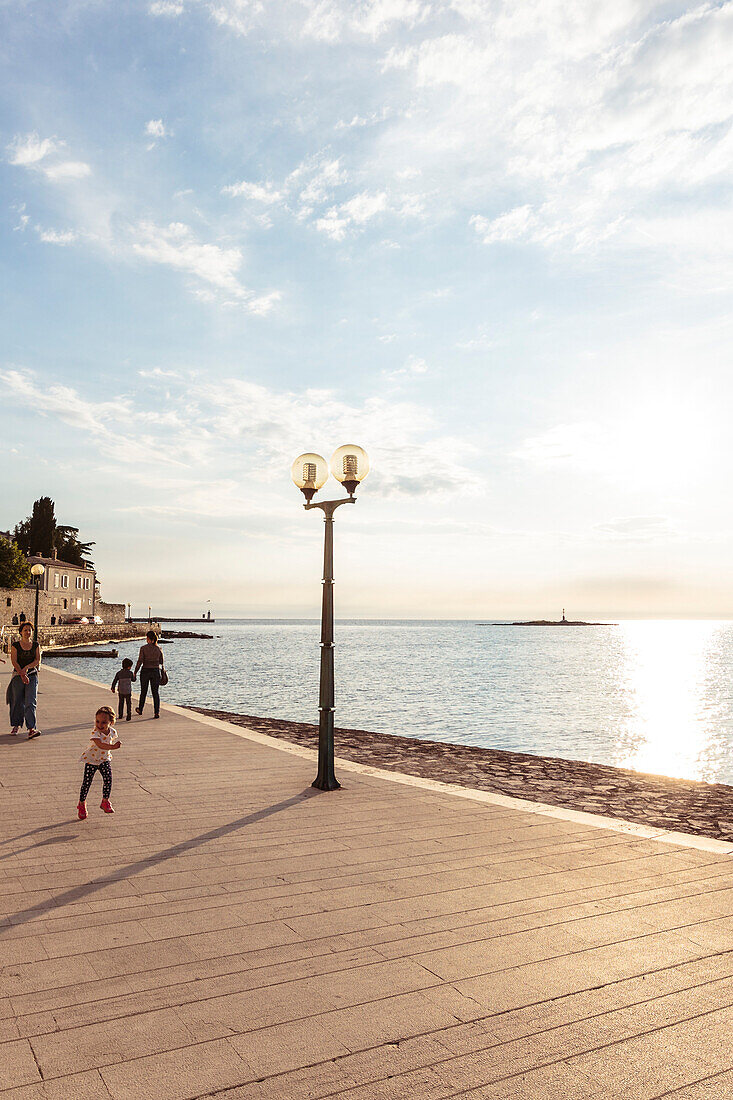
[79,762,112,802]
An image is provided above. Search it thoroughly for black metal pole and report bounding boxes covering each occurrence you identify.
[33,578,40,648]
[313,511,339,790]
[305,496,354,791]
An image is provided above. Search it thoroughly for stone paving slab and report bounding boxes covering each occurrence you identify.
[194,708,733,843]
[2,667,733,1098]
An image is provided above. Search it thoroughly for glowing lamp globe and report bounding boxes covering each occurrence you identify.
[291,452,329,502]
[330,445,369,496]
[30,564,45,578]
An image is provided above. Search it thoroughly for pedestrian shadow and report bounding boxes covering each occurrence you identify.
[0,820,78,847]
[0,835,76,862]
[0,787,320,930]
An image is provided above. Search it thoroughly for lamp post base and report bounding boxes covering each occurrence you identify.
[312,708,341,791]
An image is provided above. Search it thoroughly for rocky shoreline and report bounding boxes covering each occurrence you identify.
[190,707,733,843]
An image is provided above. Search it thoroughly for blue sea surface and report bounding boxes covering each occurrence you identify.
[51,619,733,785]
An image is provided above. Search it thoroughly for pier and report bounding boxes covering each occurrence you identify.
[2,666,733,1098]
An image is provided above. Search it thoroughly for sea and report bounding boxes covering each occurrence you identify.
[49,619,733,786]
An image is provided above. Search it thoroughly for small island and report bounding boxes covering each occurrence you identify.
[478,610,615,627]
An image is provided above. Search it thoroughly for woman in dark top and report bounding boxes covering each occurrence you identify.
[9,622,42,738]
[134,630,165,719]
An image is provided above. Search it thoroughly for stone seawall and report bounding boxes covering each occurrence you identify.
[1,621,161,652]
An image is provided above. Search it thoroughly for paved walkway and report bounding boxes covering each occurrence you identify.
[193,708,733,843]
[3,669,733,1099]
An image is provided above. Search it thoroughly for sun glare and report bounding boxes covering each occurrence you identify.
[614,621,722,781]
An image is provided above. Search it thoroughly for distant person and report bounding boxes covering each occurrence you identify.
[134,630,166,719]
[19,612,25,624]
[111,657,136,722]
[8,622,42,738]
[11,614,18,625]
[77,705,121,818]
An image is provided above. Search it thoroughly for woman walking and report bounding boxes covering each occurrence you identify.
[9,622,42,739]
[134,630,166,719]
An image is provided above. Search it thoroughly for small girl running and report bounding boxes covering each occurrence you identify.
[78,705,121,820]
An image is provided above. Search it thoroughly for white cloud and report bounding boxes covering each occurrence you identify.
[0,368,130,437]
[7,134,91,181]
[43,160,91,181]
[1,365,479,511]
[37,228,77,245]
[130,221,280,312]
[149,1,185,13]
[6,132,59,166]
[595,516,673,542]
[145,119,170,139]
[385,353,428,380]
[317,190,388,240]
[222,180,283,203]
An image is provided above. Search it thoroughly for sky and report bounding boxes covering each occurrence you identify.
[2,0,733,619]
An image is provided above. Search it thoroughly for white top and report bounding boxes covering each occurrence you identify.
[79,725,118,765]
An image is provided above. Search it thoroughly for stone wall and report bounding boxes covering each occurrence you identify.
[0,588,38,629]
[98,601,126,624]
[1,621,161,653]
[0,589,126,630]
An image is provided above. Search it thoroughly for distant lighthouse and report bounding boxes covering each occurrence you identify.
[562,608,567,622]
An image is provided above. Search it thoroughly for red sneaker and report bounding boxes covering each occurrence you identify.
[77,801,87,820]
[100,799,115,814]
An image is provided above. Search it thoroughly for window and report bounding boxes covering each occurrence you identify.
[61,575,69,589]
[76,598,82,611]
[54,573,59,589]
[75,576,82,589]
[63,599,67,610]
[6,598,10,607]
[83,577,90,590]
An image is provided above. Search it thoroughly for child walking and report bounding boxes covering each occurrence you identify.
[78,705,121,820]
[111,658,135,721]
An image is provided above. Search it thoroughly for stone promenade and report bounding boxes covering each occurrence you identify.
[4,669,733,1099]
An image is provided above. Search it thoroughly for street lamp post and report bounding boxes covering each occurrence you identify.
[291,445,370,791]
[30,564,45,646]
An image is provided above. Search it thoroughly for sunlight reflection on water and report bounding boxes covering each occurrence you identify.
[55,619,733,784]
[614,621,732,782]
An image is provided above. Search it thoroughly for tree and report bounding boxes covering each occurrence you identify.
[0,539,31,589]
[56,525,95,567]
[13,498,94,566]
[14,496,56,558]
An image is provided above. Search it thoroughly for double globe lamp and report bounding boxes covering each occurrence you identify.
[291,445,369,790]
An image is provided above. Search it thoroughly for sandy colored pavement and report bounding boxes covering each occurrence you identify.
[4,669,733,1098]
[192,709,733,844]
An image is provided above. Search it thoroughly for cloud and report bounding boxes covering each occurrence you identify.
[145,119,170,140]
[37,228,77,245]
[384,353,428,380]
[316,190,388,239]
[0,368,129,436]
[43,160,91,181]
[594,516,673,541]
[222,180,283,203]
[6,132,59,166]
[130,221,279,312]
[6,132,91,181]
[2,365,479,516]
[149,1,184,13]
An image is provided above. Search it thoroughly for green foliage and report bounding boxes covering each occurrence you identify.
[14,496,56,557]
[0,539,31,589]
[13,497,94,567]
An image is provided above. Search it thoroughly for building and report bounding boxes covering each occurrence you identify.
[1,549,125,631]
[27,552,98,619]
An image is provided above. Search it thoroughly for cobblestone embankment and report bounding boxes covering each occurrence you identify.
[191,707,733,843]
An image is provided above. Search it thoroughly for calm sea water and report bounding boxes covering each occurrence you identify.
[50,619,733,785]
